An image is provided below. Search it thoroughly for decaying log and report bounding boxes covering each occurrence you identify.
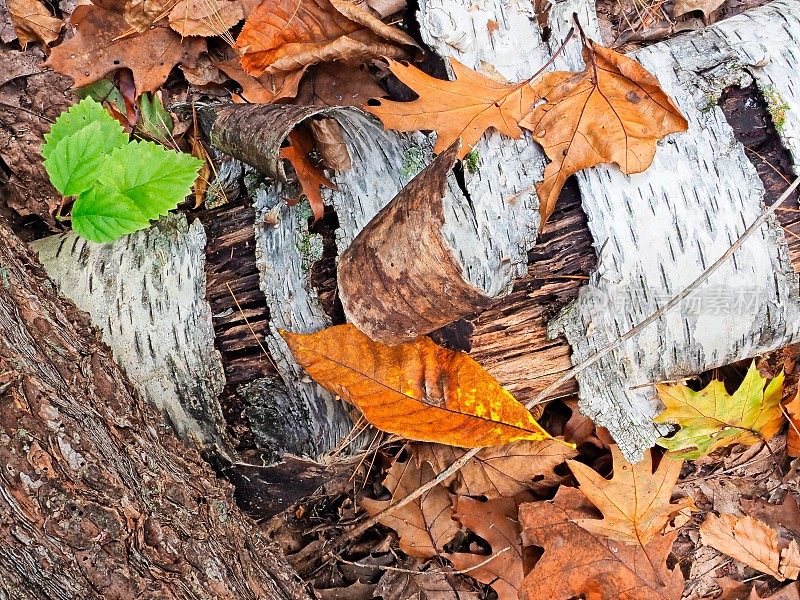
[0,220,310,599]
[553,0,800,459]
[32,215,228,450]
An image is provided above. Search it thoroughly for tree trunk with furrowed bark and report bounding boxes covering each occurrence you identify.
[0,219,310,599]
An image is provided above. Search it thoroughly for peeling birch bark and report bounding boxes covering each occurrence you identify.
[32,215,227,450]
[552,0,800,460]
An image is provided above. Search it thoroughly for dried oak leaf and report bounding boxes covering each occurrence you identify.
[359,455,458,558]
[279,127,336,223]
[167,0,244,37]
[46,4,205,96]
[519,486,685,600]
[520,39,688,229]
[673,0,725,18]
[294,62,386,108]
[414,439,575,498]
[567,445,693,546]
[366,59,537,158]
[655,362,785,459]
[700,513,800,581]
[375,569,480,600]
[216,58,304,103]
[233,0,413,77]
[6,0,62,48]
[282,324,553,447]
[786,390,800,458]
[445,495,528,600]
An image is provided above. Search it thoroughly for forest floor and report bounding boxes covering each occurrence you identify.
[2,0,800,597]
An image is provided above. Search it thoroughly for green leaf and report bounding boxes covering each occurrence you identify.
[654,362,785,459]
[71,186,150,243]
[76,80,128,120]
[45,122,126,196]
[138,93,174,145]
[99,140,203,219]
[43,97,127,160]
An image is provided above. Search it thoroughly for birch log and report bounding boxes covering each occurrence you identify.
[553,0,800,460]
[32,215,228,450]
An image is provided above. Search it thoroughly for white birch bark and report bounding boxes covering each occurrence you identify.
[552,0,800,460]
[32,215,227,449]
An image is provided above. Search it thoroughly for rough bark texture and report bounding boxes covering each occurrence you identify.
[0,220,310,599]
[554,0,800,460]
[32,215,228,451]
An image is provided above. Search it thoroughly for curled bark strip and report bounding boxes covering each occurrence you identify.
[201,103,351,181]
[338,141,493,343]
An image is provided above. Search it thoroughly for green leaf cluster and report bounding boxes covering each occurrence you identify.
[43,97,202,243]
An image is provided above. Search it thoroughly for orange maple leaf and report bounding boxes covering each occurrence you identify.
[280,323,553,447]
[366,58,537,158]
[279,128,336,223]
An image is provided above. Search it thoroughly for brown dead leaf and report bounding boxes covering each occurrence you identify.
[521,39,688,229]
[446,495,527,600]
[279,127,336,222]
[740,494,800,535]
[519,486,685,600]
[281,324,553,448]
[375,569,480,600]
[216,58,304,103]
[567,446,693,545]
[786,390,800,458]
[366,58,537,158]
[700,513,800,581]
[673,0,725,18]
[233,0,412,76]
[308,118,351,171]
[46,4,205,96]
[293,62,387,108]
[562,399,611,448]
[717,577,800,600]
[359,454,458,558]
[414,440,575,498]
[167,0,244,37]
[0,48,74,227]
[124,0,174,32]
[6,0,62,47]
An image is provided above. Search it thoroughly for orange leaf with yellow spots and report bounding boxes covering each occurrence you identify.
[280,324,553,447]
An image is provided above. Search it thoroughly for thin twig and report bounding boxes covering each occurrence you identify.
[333,547,511,576]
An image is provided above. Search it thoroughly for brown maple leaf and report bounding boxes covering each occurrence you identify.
[6,0,62,47]
[700,513,800,581]
[233,0,413,77]
[567,446,693,546]
[446,495,528,600]
[279,128,336,223]
[521,39,688,229]
[46,4,205,96]
[519,486,685,600]
[366,59,537,158]
[414,439,575,499]
[359,454,458,558]
[281,323,553,448]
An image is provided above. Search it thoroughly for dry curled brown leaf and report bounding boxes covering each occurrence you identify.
[167,0,244,37]
[446,495,528,600]
[366,58,537,158]
[280,323,552,447]
[519,486,684,600]
[414,440,575,498]
[567,446,692,546]
[359,454,458,558]
[46,4,205,96]
[6,0,62,47]
[216,58,304,103]
[233,0,412,76]
[521,39,688,229]
[700,513,800,581]
[786,390,800,458]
